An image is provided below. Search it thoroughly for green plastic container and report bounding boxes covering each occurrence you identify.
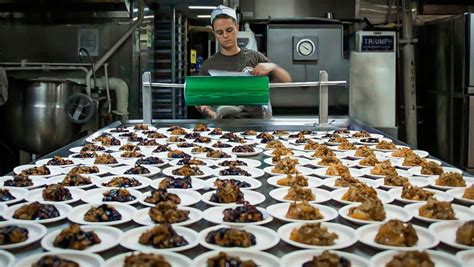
[184,76,269,105]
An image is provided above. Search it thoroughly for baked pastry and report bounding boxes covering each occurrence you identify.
[348,198,386,221]
[418,199,456,220]
[421,161,444,175]
[137,139,159,146]
[72,151,98,159]
[334,175,364,187]
[101,177,142,188]
[284,185,315,201]
[4,175,33,187]
[59,173,91,187]
[13,201,60,220]
[462,184,474,199]
[172,165,203,176]
[218,160,248,167]
[359,155,380,167]
[120,150,145,158]
[318,156,341,167]
[354,145,375,158]
[153,145,171,153]
[383,174,409,187]
[0,188,16,202]
[455,220,474,246]
[124,165,150,175]
[304,140,321,150]
[127,135,144,143]
[136,156,164,165]
[176,142,196,148]
[338,141,356,150]
[232,145,255,153]
[212,141,232,148]
[94,153,118,164]
[436,172,466,187]
[222,202,263,223]
[193,123,209,132]
[352,131,370,138]
[219,167,251,176]
[210,180,244,203]
[144,189,181,205]
[325,163,351,178]
[328,135,347,144]
[102,188,136,202]
[206,150,231,159]
[205,228,256,247]
[42,184,72,201]
[191,146,213,153]
[194,136,212,143]
[47,156,74,166]
[134,123,149,130]
[371,160,397,176]
[402,154,426,167]
[277,174,308,187]
[312,145,335,158]
[272,157,299,174]
[123,253,171,267]
[68,166,99,175]
[0,225,29,245]
[271,147,294,157]
[100,136,121,146]
[167,150,191,159]
[159,176,193,189]
[207,252,256,267]
[213,178,251,189]
[20,165,50,176]
[32,256,79,267]
[148,201,190,224]
[302,251,351,267]
[242,129,257,136]
[138,224,188,248]
[375,141,396,150]
[53,224,101,250]
[385,251,434,267]
[80,144,105,152]
[290,223,338,246]
[374,219,418,247]
[208,128,223,135]
[341,184,379,203]
[286,201,324,220]
[401,183,435,201]
[84,204,122,222]
[266,140,286,149]
[391,147,416,158]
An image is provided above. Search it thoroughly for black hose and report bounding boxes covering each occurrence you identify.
[78,47,98,91]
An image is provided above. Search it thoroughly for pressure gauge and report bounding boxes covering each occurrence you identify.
[296,39,315,56]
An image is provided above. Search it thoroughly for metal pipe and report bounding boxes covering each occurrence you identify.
[4,66,88,73]
[401,0,418,146]
[147,81,347,88]
[0,62,91,67]
[319,70,329,125]
[104,63,111,113]
[142,72,153,124]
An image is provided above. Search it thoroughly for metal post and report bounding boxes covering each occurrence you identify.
[142,71,153,124]
[401,0,418,146]
[319,70,329,125]
[171,6,177,119]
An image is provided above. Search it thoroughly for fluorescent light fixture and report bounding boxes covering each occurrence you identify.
[197,15,212,18]
[189,6,215,9]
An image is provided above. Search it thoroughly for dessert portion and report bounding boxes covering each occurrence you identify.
[205,228,256,247]
[402,154,426,167]
[328,135,347,144]
[80,144,105,152]
[383,174,409,187]
[348,198,386,221]
[206,150,231,159]
[102,188,136,202]
[4,174,34,187]
[136,156,164,165]
[359,155,380,167]
[84,204,122,222]
[134,123,149,130]
[266,140,286,149]
[138,224,188,248]
[391,147,416,158]
[219,167,251,176]
[277,174,308,187]
[302,251,351,267]
[218,160,248,167]
[93,153,118,165]
[374,219,418,247]
[123,253,171,267]
[194,136,212,143]
[285,201,324,220]
[334,175,364,187]
[242,129,257,136]
[191,146,213,153]
[359,137,379,144]
[144,189,181,205]
[312,145,335,158]
[42,184,72,201]
[100,136,121,146]
[172,165,204,176]
[290,223,338,246]
[60,173,92,187]
[72,151,98,159]
[325,163,351,178]
[222,202,263,223]
[153,145,171,153]
[53,224,101,250]
[341,184,379,203]
[167,150,191,159]
[214,178,251,189]
[138,139,159,146]
[120,151,145,158]
[401,183,435,201]
[284,185,315,201]
[455,220,474,246]
[68,166,99,175]
[147,132,167,139]
[352,131,370,138]
[208,128,223,135]
[318,156,341,167]
[168,137,186,143]
[210,180,244,203]
[375,141,396,150]
[386,251,434,267]
[177,158,206,166]
[207,252,256,267]
[46,156,74,166]
[13,201,60,220]
[212,141,232,148]
[0,188,16,202]
[418,199,457,220]
[354,145,375,158]
[232,145,255,153]
[371,160,397,176]
[32,256,79,267]
[101,176,142,188]
[0,225,29,245]
[304,140,320,150]
[124,165,150,175]
[271,147,294,157]
[272,157,299,175]
[338,141,356,150]
[148,201,190,224]
[159,176,193,189]
[435,172,466,187]
[20,165,51,176]
[194,123,209,132]
[462,184,474,199]
[421,161,444,175]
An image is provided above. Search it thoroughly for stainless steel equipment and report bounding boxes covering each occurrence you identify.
[1,78,86,154]
[417,13,474,173]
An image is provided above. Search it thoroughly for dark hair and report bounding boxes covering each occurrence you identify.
[212,14,237,29]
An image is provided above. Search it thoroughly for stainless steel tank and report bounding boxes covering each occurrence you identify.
[2,78,85,155]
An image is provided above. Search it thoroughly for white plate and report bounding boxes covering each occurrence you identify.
[13,164,62,178]
[150,177,206,191]
[356,137,392,146]
[94,174,151,190]
[0,176,46,189]
[278,222,357,249]
[356,223,439,251]
[404,202,474,222]
[263,149,305,157]
[110,151,151,159]
[202,189,265,206]
[408,166,463,177]
[152,151,193,160]
[457,250,474,266]
[13,251,104,267]
[267,175,323,188]
[108,165,160,177]
[168,158,215,167]
[80,187,142,205]
[377,176,430,190]
[388,187,454,203]
[104,251,191,267]
[202,205,273,226]
[338,203,412,225]
[120,225,199,252]
[0,250,14,267]
[133,206,202,226]
[139,189,201,207]
[310,158,357,168]
[263,165,314,176]
[162,165,214,178]
[429,220,474,250]
[35,157,81,167]
[213,166,265,178]
[193,249,280,267]
[269,187,331,203]
[132,156,169,167]
[427,175,474,190]
[0,186,27,205]
[313,167,364,178]
[331,188,394,205]
[447,187,474,205]
[46,174,97,189]
[221,147,263,157]
[68,203,137,226]
[322,177,383,189]
[359,167,411,179]
[205,176,261,190]
[370,250,461,267]
[69,146,107,153]
[266,202,338,223]
[199,225,279,251]
[26,187,84,204]
[42,225,122,253]
[263,156,312,166]
[0,203,5,215]
[62,165,112,176]
[214,158,262,168]
[3,201,71,224]
[0,221,47,249]
[281,250,369,267]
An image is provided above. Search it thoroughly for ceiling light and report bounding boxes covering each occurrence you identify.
[197,15,212,18]
[189,6,215,9]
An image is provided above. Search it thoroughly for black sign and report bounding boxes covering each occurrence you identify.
[361,35,394,52]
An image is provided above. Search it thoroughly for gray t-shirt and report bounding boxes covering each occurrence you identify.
[199,48,272,119]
